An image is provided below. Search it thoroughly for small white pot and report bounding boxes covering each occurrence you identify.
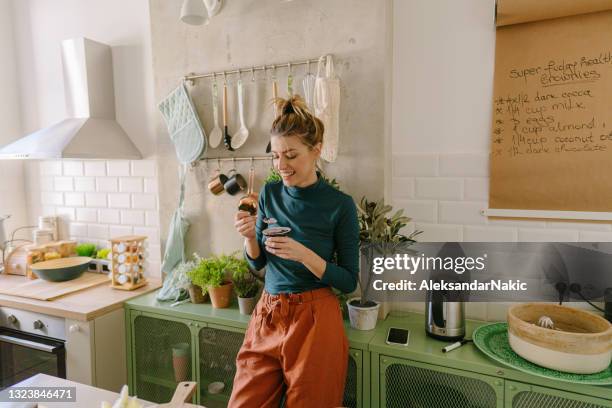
[347,297,380,331]
[238,296,257,315]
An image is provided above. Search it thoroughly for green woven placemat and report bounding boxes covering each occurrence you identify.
[473,322,612,385]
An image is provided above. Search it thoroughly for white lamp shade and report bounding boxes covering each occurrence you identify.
[180,0,208,25]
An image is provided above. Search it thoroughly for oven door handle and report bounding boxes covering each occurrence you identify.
[0,334,63,353]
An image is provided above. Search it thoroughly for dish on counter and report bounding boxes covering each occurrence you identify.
[507,303,612,374]
[30,256,92,282]
[473,322,612,385]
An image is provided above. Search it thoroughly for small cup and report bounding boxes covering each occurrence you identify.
[263,226,292,237]
[224,170,247,195]
[208,171,228,195]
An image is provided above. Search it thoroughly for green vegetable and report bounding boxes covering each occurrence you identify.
[96,248,110,259]
[76,243,97,257]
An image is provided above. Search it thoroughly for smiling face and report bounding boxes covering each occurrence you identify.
[271,135,321,187]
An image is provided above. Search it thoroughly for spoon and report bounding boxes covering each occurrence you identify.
[265,75,279,154]
[209,80,222,148]
[231,79,249,149]
[223,78,234,151]
[263,217,277,224]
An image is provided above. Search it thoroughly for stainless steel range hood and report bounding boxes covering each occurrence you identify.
[0,38,142,160]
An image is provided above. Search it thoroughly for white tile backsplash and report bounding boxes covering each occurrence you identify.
[393,199,437,223]
[74,177,96,192]
[144,178,158,193]
[393,154,438,177]
[40,161,62,176]
[108,193,131,208]
[439,153,489,177]
[41,192,63,206]
[76,208,98,223]
[63,161,83,176]
[119,177,143,193]
[84,161,107,177]
[64,193,85,207]
[145,210,159,227]
[98,209,120,224]
[389,150,612,321]
[87,224,109,240]
[121,210,145,226]
[415,178,463,200]
[54,177,73,192]
[96,177,118,193]
[106,161,131,177]
[85,193,107,208]
[31,160,161,279]
[110,225,133,237]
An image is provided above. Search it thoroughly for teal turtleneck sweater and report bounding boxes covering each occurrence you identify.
[245,174,359,294]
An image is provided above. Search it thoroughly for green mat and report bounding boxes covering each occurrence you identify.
[472,322,612,386]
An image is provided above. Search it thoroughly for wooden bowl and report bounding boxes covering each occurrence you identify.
[31,256,92,282]
[508,303,612,374]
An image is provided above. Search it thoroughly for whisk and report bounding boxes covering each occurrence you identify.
[536,315,555,329]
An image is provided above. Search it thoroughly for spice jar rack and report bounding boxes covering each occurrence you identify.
[110,235,147,290]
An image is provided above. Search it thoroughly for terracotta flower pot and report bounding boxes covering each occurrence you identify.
[188,284,206,304]
[208,281,233,308]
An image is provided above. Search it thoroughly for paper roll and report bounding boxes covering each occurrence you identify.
[496,0,612,26]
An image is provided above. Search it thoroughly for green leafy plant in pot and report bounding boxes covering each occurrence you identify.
[188,254,234,308]
[230,256,261,315]
[347,197,421,330]
[182,258,207,304]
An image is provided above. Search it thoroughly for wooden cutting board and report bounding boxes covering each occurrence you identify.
[0,272,109,300]
[148,382,205,407]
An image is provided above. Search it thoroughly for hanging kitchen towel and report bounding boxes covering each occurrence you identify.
[314,55,341,163]
[158,83,206,163]
[160,165,190,278]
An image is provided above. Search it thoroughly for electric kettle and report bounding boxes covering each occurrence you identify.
[424,242,467,341]
[425,288,466,341]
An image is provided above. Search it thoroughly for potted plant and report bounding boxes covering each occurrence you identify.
[188,254,234,308]
[347,197,421,330]
[230,257,261,315]
[182,258,207,304]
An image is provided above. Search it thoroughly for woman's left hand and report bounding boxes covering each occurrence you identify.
[264,236,312,263]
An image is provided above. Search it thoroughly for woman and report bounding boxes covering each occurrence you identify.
[229,95,359,408]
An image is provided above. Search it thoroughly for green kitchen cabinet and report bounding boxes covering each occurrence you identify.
[128,311,196,404]
[379,356,504,408]
[505,380,612,408]
[125,291,374,407]
[127,294,612,408]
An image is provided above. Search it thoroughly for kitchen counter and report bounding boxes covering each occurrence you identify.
[1,373,151,407]
[0,274,161,321]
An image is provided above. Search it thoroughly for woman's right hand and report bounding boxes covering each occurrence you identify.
[235,211,257,239]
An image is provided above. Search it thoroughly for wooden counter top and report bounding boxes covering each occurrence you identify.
[0,274,161,321]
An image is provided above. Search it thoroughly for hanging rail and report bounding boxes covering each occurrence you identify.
[198,155,272,163]
[182,55,328,83]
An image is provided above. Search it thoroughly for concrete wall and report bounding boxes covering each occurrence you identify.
[150,0,390,258]
[0,0,28,240]
[389,0,606,320]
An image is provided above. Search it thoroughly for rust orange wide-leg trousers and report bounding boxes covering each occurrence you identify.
[228,287,348,408]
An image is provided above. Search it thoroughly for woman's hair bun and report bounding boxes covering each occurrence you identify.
[271,95,324,148]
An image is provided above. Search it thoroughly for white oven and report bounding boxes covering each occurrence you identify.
[0,307,67,389]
